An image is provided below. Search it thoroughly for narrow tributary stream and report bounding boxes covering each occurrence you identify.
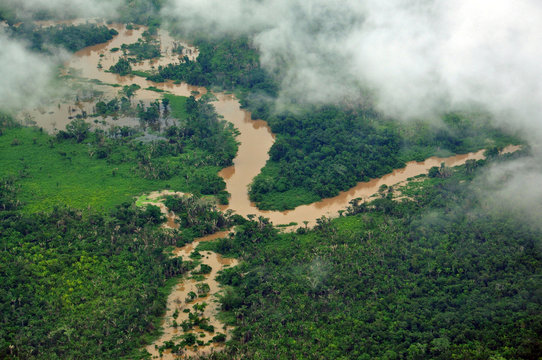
[140,192,236,359]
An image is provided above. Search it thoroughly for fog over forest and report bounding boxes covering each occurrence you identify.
[164,1,541,129]
[2,0,123,19]
[3,0,542,227]
[166,0,542,231]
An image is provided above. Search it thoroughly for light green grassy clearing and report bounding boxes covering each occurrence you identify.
[0,93,231,214]
[131,70,152,78]
[146,86,164,93]
[0,127,195,213]
[164,93,188,121]
[135,195,151,207]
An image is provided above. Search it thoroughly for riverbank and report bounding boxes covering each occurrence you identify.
[21,21,519,227]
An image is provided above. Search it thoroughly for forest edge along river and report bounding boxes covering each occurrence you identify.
[24,22,519,358]
[41,22,512,228]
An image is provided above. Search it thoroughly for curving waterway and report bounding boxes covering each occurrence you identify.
[29,23,498,227]
[26,23,517,358]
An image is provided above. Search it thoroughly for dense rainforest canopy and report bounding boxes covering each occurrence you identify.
[145,34,521,210]
[0,198,186,358]
[0,1,539,359]
[201,155,542,360]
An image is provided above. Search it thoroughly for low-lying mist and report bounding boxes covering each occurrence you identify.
[0,31,62,111]
[2,0,123,20]
[164,0,541,129]
[163,0,542,228]
[0,0,125,112]
[1,0,541,228]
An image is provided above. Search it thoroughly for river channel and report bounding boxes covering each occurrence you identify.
[32,23,497,227]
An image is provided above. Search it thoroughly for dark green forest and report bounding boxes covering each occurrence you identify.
[149,36,275,95]
[8,23,118,53]
[142,35,520,210]
[0,198,186,358]
[122,37,161,61]
[249,108,520,210]
[200,155,542,360]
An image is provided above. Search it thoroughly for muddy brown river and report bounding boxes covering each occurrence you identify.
[26,22,517,358]
[33,23,494,227]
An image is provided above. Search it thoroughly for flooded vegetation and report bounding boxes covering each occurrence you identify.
[20,22,202,133]
[146,238,237,359]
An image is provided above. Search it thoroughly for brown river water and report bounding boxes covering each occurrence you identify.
[25,22,517,358]
[31,23,496,226]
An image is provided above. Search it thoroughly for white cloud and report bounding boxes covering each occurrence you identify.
[0,31,58,110]
[3,0,123,19]
[476,155,542,231]
[164,0,542,127]
[164,0,542,223]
